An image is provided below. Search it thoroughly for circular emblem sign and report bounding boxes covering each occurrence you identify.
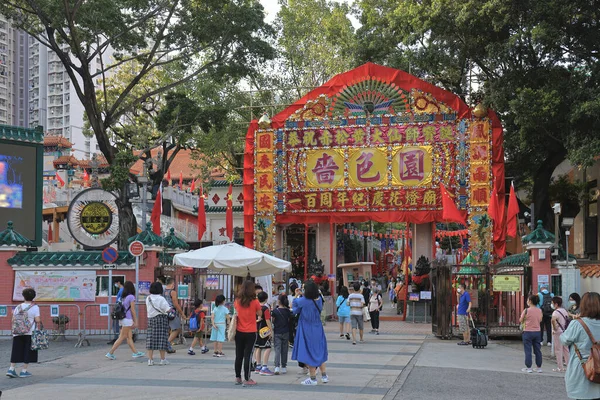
[129,240,145,257]
[80,202,112,235]
[67,188,120,249]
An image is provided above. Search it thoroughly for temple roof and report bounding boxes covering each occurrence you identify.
[128,222,164,247]
[162,228,190,251]
[44,136,73,148]
[8,251,135,267]
[0,221,34,248]
[522,220,555,244]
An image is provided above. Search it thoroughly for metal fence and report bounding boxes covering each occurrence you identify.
[0,304,82,342]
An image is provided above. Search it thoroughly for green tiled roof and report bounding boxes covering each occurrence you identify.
[8,251,135,267]
[159,252,174,265]
[0,221,34,248]
[460,252,490,265]
[128,222,164,247]
[523,220,555,244]
[558,247,577,262]
[0,124,43,143]
[163,228,189,251]
[211,179,242,187]
[497,252,530,266]
[193,205,244,213]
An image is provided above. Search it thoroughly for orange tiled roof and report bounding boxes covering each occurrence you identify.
[580,265,600,278]
[44,136,73,148]
[78,155,109,168]
[53,155,79,166]
[130,149,205,180]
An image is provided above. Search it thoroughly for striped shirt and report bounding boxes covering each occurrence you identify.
[348,292,365,316]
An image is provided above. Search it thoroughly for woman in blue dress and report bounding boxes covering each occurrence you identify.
[292,281,328,385]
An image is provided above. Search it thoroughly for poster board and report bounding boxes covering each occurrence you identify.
[13,270,96,301]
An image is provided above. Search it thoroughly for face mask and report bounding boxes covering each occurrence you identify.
[551,304,556,310]
[457,288,462,293]
[279,290,286,294]
[569,300,576,306]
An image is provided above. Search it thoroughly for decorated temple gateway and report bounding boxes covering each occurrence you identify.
[244,63,505,285]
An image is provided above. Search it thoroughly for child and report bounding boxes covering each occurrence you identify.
[188,299,208,355]
[272,294,291,375]
[254,291,274,376]
[210,294,230,357]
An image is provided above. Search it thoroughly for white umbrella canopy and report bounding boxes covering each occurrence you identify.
[173,242,291,277]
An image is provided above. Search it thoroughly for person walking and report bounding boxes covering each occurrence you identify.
[368,288,383,335]
[234,280,262,387]
[388,278,397,309]
[145,282,170,366]
[6,288,41,378]
[164,277,187,353]
[538,285,555,346]
[105,281,145,360]
[108,280,124,345]
[292,281,328,386]
[561,291,600,399]
[520,294,543,373]
[336,286,351,340]
[272,294,291,375]
[395,279,406,315]
[349,282,365,345]
[456,283,472,346]
[551,296,569,372]
[568,293,581,319]
[210,294,229,357]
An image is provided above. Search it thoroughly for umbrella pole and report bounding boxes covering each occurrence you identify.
[304,223,309,281]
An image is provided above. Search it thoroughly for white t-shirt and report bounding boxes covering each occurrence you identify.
[348,293,365,316]
[146,294,170,318]
[13,303,40,336]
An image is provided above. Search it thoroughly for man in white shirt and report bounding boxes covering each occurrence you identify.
[348,282,365,345]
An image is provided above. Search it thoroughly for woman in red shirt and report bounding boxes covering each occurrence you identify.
[234,280,263,387]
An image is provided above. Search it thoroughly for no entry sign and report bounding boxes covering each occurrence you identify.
[129,240,145,257]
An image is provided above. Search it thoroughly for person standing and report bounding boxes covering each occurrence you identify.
[145,282,170,366]
[568,293,581,319]
[234,280,262,387]
[368,289,383,335]
[108,280,124,345]
[105,281,145,360]
[395,279,406,315]
[272,294,291,375]
[6,288,41,378]
[520,295,543,373]
[254,291,274,376]
[210,294,229,357]
[561,292,600,399]
[538,285,555,346]
[388,278,397,309]
[164,277,187,353]
[292,281,329,385]
[348,282,365,345]
[550,296,569,372]
[456,283,472,345]
[336,286,351,340]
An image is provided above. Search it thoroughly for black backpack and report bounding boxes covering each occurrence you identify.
[541,293,553,317]
[111,301,130,320]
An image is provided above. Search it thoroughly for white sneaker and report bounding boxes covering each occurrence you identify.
[160,359,170,366]
[547,343,552,347]
[521,368,533,373]
[274,367,280,375]
[147,359,154,366]
[301,378,318,386]
[535,368,543,373]
[321,375,329,383]
[281,367,287,374]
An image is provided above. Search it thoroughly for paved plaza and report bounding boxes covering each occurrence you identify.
[0,319,568,400]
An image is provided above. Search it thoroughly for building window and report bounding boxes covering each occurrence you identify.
[96,275,125,297]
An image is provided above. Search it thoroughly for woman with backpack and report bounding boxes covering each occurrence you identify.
[145,281,171,366]
[561,291,600,399]
[368,288,383,335]
[336,286,351,340]
[105,281,145,360]
[550,296,570,372]
[7,288,41,378]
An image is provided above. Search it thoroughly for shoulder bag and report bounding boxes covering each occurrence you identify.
[573,319,600,384]
[31,322,49,351]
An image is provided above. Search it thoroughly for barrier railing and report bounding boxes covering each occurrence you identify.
[77,302,148,348]
[1,304,83,344]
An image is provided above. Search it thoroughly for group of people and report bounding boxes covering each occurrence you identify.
[519,287,600,399]
[336,279,384,343]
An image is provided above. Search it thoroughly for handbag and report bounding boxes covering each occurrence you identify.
[149,297,176,321]
[31,322,49,351]
[573,319,600,384]
[362,306,371,322]
[519,309,528,331]
[227,314,237,342]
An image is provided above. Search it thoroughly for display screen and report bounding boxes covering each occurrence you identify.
[0,141,40,243]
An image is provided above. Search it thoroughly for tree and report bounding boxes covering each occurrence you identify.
[355,0,599,230]
[1,0,274,246]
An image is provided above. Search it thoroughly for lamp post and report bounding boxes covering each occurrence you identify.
[138,165,149,228]
[562,217,575,266]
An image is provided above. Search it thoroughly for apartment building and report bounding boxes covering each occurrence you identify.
[0,15,28,127]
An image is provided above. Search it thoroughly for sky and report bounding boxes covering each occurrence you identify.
[259,0,359,27]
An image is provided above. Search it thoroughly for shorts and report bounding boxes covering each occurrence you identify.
[169,316,181,331]
[119,318,133,327]
[457,314,468,333]
[351,314,364,331]
[338,316,350,324]
[194,331,203,339]
[254,336,272,349]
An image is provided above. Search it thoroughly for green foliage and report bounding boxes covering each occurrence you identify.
[343,235,363,263]
[101,151,138,192]
[548,175,586,218]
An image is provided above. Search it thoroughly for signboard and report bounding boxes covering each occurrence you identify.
[492,275,521,292]
[66,188,120,249]
[138,281,151,296]
[50,305,59,317]
[205,277,219,289]
[102,247,119,264]
[178,284,189,300]
[99,304,109,317]
[538,274,549,292]
[13,271,96,302]
[0,305,7,317]
[420,291,432,300]
[409,293,420,302]
[129,240,145,257]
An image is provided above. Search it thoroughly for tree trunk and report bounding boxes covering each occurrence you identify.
[116,187,138,250]
[532,149,568,233]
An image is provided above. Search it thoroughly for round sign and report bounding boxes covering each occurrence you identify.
[101,247,119,264]
[80,202,112,235]
[129,240,145,257]
[67,188,119,249]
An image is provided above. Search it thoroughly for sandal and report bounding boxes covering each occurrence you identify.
[457,341,469,346]
[552,368,565,372]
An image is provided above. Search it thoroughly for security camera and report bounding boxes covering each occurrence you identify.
[552,203,561,214]
[524,212,530,217]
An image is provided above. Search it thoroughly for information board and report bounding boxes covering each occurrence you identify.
[492,275,521,292]
[13,270,96,302]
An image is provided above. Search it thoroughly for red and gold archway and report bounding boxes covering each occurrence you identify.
[244,63,505,258]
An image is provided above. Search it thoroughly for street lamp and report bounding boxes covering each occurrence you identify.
[138,162,150,228]
[562,217,574,266]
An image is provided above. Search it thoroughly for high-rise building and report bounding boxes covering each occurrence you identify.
[0,15,28,127]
